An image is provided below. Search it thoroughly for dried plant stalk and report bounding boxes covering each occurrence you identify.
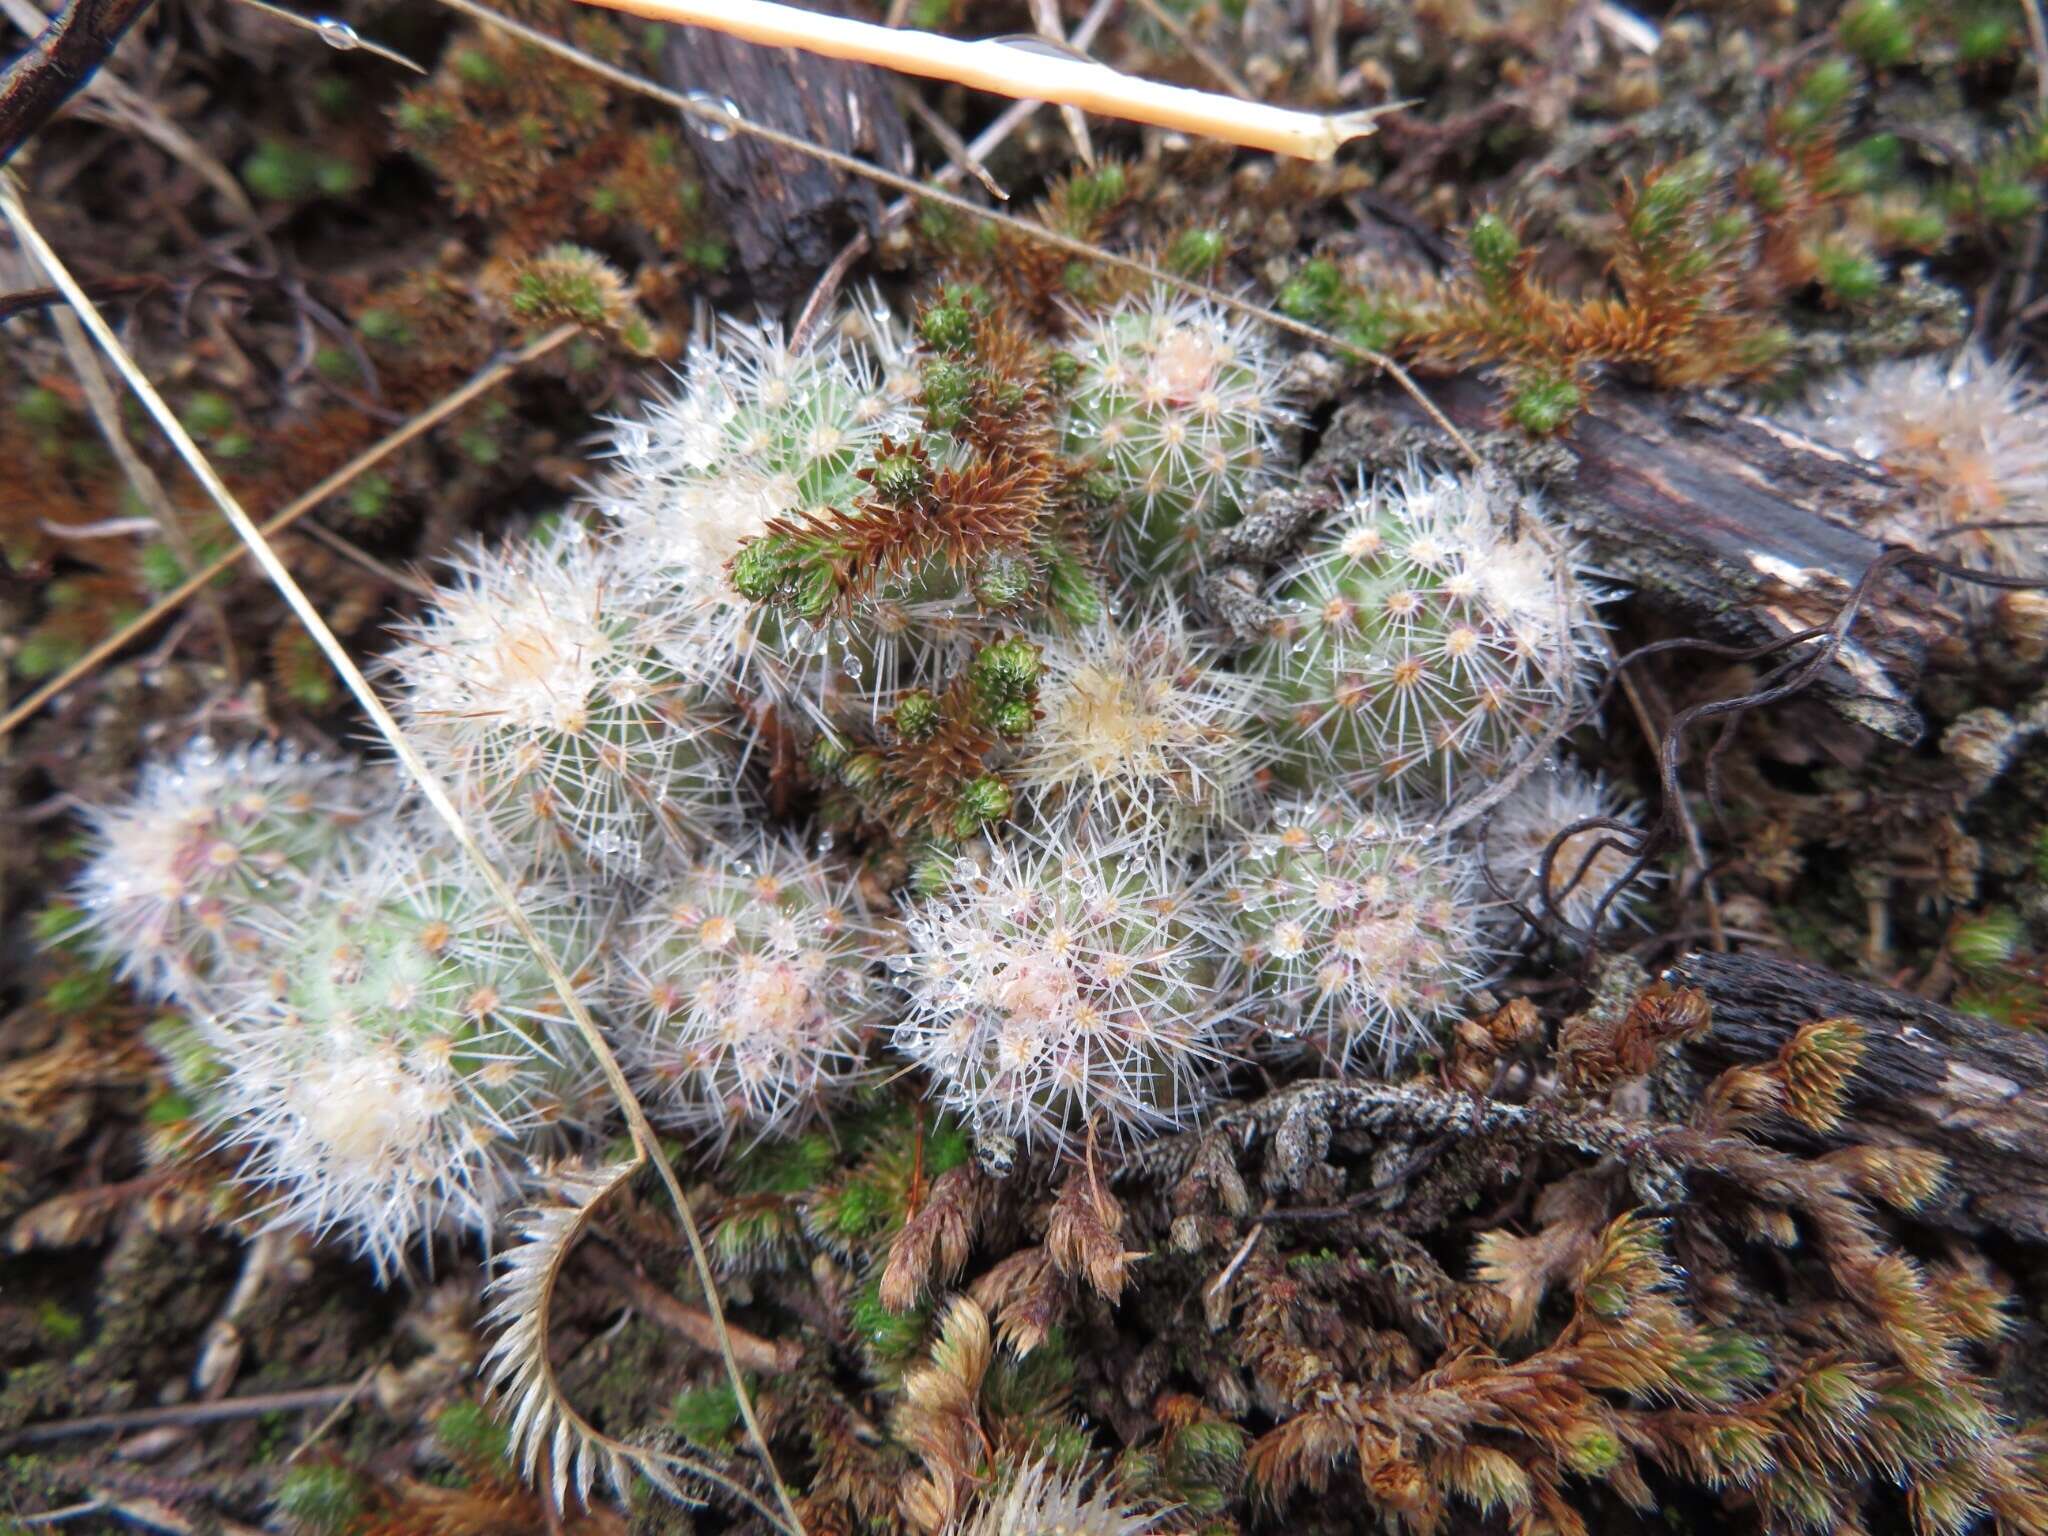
[568,0,1385,158]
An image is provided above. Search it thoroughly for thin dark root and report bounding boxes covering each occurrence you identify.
[1523,530,2048,968]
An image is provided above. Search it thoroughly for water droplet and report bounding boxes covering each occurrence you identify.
[313,15,362,50]
[684,91,743,142]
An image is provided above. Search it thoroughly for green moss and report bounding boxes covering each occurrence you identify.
[1167,227,1226,274]
[737,1132,837,1196]
[136,543,187,594]
[356,308,412,347]
[1973,170,2042,224]
[343,473,392,522]
[1061,260,1102,302]
[311,345,358,383]
[42,967,112,1013]
[918,290,982,355]
[451,47,505,87]
[181,391,237,438]
[34,1303,83,1347]
[433,1399,510,1469]
[670,1377,746,1447]
[1876,202,1948,248]
[1955,7,2017,58]
[1065,163,1127,220]
[1781,57,1858,138]
[1507,373,1584,435]
[1671,1332,1771,1402]
[455,427,501,467]
[1467,213,1523,295]
[849,1278,928,1365]
[809,1175,892,1245]
[14,634,72,681]
[1816,245,1884,304]
[29,902,87,949]
[1952,907,2024,972]
[391,98,456,141]
[14,386,68,433]
[1565,1425,1622,1476]
[310,75,354,116]
[273,1463,367,1534]
[510,257,613,327]
[1840,0,1916,66]
[313,157,365,198]
[680,236,728,272]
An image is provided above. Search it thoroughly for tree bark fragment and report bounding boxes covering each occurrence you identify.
[658,0,911,300]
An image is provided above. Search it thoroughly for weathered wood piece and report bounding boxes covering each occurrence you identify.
[1670,947,2048,1243]
[659,0,910,299]
[1319,380,1961,744]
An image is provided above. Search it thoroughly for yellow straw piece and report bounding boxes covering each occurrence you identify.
[572,0,1386,159]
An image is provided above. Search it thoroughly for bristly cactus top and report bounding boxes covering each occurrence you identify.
[383,529,751,878]
[1219,795,1493,1071]
[890,832,1235,1160]
[72,737,381,1005]
[1786,348,2048,610]
[1012,597,1261,838]
[598,309,917,706]
[199,826,605,1276]
[1059,283,1294,579]
[609,828,887,1150]
[1248,461,1601,806]
[1480,756,1657,943]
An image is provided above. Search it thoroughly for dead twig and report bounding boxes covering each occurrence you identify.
[1,1385,360,1449]
[0,0,155,164]
[583,1242,804,1374]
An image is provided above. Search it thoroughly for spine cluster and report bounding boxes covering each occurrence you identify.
[72,278,1629,1268]
[1218,798,1488,1070]
[892,836,1232,1157]
[610,830,885,1148]
[1247,462,1599,803]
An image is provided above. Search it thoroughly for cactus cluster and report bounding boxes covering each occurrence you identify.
[70,279,1632,1269]
[1784,346,2048,610]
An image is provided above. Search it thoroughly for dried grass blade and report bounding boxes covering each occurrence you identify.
[0,182,805,1536]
